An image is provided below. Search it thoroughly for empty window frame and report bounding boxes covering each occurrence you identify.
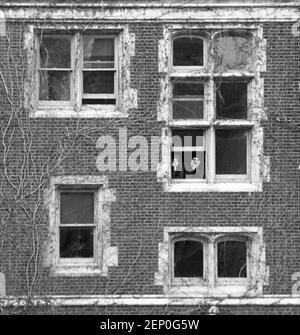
[82,36,118,105]
[58,189,97,264]
[172,36,205,68]
[38,35,73,105]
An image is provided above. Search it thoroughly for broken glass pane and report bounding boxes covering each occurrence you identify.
[60,227,94,258]
[173,37,204,66]
[173,82,204,119]
[215,35,251,70]
[216,82,247,119]
[60,192,94,224]
[83,71,114,94]
[39,71,70,101]
[84,37,114,69]
[174,240,203,278]
[40,36,71,69]
[218,240,247,278]
[172,151,206,179]
[172,129,204,148]
[216,129,247,175]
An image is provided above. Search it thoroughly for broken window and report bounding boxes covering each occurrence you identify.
[216,129,247,175]
[215,32,252,70]
[171,129,206,179]
[82,36,116,105]
[172,82,204,119]
[59,191,95,259]
[217,240,247,278]
[174,240,203,278]
[173,36,204,67]
[39,36,72,101]
[216,82,248,119]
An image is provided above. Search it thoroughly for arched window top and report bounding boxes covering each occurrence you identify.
[173,36,204,67]
[214,30,253,70]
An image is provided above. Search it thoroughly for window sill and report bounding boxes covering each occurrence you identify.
[51,264,104,277]
[164,182,262,193]
[30,106,128,118]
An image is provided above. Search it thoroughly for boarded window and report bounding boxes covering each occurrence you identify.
[172,129,205,179]
[216,82,247,119]
[173,37,204,67]
[217,240,247,278]
[173,82,204,119]
[215,33,252,70]
[215,129,247,175]
[174,240,203,278]
[39,36,72,101]
[59,192,95,259]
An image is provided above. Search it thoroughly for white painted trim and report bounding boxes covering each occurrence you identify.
[2,295,300,307]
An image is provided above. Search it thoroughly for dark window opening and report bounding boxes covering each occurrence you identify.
[173,37,204,67]
[216,82,247,119]
[82,99,116,105]
[217,240,247,278]
[216,129,247,175]
[83,71,114,94]
[174,240,203,278]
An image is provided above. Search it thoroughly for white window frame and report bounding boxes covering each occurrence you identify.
[158,26,266,192]
[155,227,268,297]
[44,176,118,276]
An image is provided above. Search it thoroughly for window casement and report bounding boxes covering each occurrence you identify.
[44,176,117,276]
[156,227,268,297]
[159,28,266,192]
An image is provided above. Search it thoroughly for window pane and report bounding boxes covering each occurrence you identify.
[60,227,94,258]
[173,83,204,96]
[83,71,114,94]
[216,82,247,119]
[60,192,94,224]
[40,36,71,68]
[174,240,203,278]
[39,71,70,101]
[84,37,114,69]
[172,151,205,179]
[172,129,204,148]
[218,240,247,278]
[215,35,251,70]
[173,37,203,66]
[173,101,204,119]
[216,129,247,175]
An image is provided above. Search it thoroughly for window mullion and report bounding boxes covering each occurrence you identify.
[74,32,82,111]
[207,239,215,291]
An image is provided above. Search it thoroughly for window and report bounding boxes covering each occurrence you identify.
[44,176,118,276]
[155,227,268,296]
[28,26,137,118]
[159,27,266,192]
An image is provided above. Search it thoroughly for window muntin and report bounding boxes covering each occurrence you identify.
[172,81,204,119]
[82,36,117,105]
[58,190,96,261]
[217,239,247,278]
[38,35,72,103]
[173,36,204,67]
[171,129,206,180]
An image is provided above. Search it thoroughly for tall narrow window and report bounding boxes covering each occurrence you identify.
[59,191,96,259]
[82,36,117,105]
[39,35,72,102]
